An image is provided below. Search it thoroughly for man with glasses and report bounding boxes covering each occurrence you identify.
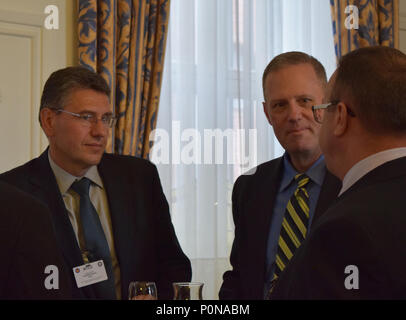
[0,66,191,300]
[270,46,406,299]
[219,52,341,300]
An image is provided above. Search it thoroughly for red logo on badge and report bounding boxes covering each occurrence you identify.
[75,268,80,273]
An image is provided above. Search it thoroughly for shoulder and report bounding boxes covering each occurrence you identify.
[234,157,283,188]
[312,174,406,249]
[99,153,159,177]
[0,181,45,208]
[0,181,27,200]
[101,153,156,167]
[0,181,51,224]
[0,157,38,180]
[231,157,283,206]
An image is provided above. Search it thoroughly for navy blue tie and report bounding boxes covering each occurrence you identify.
[71,178,117,299]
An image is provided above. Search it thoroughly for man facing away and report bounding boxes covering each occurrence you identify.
[270,46,406,299]
[0,181,71,299]
[0,66,191,299]
[219,52,341,300]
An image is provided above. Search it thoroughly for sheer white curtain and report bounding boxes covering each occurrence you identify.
[151,0,336,300]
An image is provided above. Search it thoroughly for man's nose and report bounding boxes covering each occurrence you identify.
[286,102,303,122]
[90,118,108,137]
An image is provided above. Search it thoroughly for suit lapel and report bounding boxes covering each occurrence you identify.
[241,158,283,298]
[255,158,284,245]
[29,151,95,298]
[29,152,84,266]
[98,155,134,298]
[313,170,341,223]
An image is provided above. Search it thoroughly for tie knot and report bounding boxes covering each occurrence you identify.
[70,177,91,196]
[294,173,309,188]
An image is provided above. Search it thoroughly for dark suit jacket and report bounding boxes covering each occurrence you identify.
[270,156,406,299]
[0,150,191,300]
[219,157,341,300]
[0,181,71,299]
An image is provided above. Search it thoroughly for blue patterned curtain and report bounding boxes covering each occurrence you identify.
[330,0,399,60]
[78,0,170,157]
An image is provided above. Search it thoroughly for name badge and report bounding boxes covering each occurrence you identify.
[73,260,108,288]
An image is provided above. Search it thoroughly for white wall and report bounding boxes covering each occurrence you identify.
[0,0,77,173]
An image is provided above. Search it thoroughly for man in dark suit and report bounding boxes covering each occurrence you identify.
[219,52,341,300]
[0,181,71,299]
[0,66,191,300]
[270,46,406,299]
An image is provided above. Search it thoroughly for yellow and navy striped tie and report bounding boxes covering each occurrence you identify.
[270,173,310,293]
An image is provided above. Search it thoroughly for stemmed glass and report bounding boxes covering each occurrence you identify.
[128,281,157,300]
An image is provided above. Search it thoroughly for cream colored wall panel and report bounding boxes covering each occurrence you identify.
[0,33,32,171]
[401,29,406,53]
[0,0,68,75]
[0,21,42,172]
[0,0,69,173]
[400,0,406,15]
[400,0,406,53]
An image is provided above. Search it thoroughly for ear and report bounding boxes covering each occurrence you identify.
[263,102,273,127]
[40,108,56,138]
[332,102,349,137]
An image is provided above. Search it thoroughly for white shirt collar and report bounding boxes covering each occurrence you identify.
[339,147,406,196]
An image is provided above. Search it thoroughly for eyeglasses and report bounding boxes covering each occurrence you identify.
[312,101,355,124]
[54,109,117,128]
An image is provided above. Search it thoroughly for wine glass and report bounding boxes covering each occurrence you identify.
[173,282,203,300]
[128,281,157,300]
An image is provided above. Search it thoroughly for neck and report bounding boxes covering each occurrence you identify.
[288,150,322,173]
[335,134,406,180]
[49,149,89,177]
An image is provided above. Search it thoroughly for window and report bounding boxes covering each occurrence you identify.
[151,0,335,300]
